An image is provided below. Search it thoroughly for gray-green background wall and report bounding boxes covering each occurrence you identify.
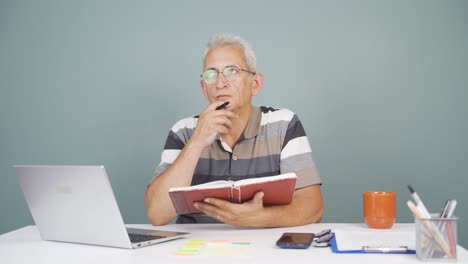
[1,0,467,247]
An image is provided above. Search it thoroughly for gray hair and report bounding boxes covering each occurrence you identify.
[203,33,257,72]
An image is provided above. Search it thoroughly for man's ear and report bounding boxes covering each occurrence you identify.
[201,80,209,100]
[251,73,264,96]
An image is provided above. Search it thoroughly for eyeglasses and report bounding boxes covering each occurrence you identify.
[201,65,256,85]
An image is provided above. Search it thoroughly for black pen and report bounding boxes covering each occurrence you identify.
[215,101,229,110]
[439,200,451,218]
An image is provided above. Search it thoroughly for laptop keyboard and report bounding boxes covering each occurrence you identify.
[128,233,164,243]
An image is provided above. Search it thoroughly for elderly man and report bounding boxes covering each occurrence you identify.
[145,34,323,227]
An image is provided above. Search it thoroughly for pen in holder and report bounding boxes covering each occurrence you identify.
[415,214,458,262]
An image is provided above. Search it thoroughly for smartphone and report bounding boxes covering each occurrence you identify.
[276,232,315,249]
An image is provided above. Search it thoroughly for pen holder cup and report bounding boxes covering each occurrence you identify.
[415,214,458,262]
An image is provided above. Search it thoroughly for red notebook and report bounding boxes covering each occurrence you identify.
[168,173,297,215]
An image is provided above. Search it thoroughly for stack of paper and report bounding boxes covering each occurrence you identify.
[332,225,415,254]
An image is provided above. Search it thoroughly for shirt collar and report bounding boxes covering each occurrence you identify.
[217,105,262,152]
[243,105,262,139]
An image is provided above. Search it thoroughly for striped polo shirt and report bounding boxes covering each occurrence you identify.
[154,106,321,188]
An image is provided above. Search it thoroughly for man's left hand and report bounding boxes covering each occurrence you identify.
[193,191,265,226]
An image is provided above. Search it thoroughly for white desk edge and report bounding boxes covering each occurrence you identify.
[1,223,467,264]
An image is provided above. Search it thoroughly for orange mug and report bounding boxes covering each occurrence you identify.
[363,191,396,229]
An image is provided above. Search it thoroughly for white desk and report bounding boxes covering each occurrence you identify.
[1,223,467,264]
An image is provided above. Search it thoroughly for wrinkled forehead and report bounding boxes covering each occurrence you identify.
[203,45,246,71]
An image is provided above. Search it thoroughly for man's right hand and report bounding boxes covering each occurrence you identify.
[189,102,239,150]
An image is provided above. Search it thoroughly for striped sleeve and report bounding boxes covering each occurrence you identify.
[280,113,321,188]
[152,117,197,180]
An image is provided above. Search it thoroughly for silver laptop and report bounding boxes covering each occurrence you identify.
[13,165,188,249]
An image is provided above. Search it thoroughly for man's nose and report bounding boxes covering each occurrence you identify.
[215,72,229,88]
